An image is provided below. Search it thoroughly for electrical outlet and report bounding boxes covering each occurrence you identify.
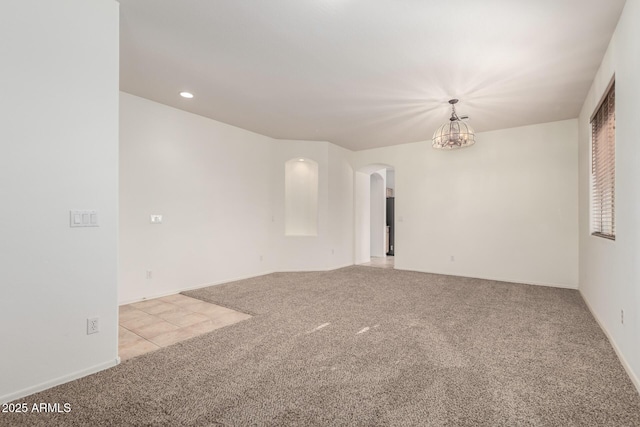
[87,317,99,335]
[450,255,455,262]
[259,255,263,261]
[146,270,152,279]
[331,249,335,255]
[621,309,624,325]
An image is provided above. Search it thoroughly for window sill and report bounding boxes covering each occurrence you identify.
[591,232,615,241]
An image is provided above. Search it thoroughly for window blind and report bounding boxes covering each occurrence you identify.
[591,83,615,239]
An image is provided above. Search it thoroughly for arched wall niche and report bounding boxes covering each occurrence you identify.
[285,158,319,236]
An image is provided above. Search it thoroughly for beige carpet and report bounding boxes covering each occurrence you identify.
[5,266,640,426]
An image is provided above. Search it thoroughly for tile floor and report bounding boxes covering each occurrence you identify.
[360,256,394,269]
[119,294,251,361]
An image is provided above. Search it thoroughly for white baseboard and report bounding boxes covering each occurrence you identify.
[118,271,276,305]
[323,263,354,271]
[119,263,361,305]
[121,265,574,306]
[579,291,640,394]
[276,263,355,273]
[393,266,578,290]
[122,264,575,306]
[0,358,120,404]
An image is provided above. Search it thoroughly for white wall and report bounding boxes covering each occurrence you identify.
[119,93,273,303]
[120,97,355,301]
[578,0,640,390]
[0,0,119,403]
[386,169,396,191]
[285,159,319,236]
[355,172,371,264]
[327,144,355,269]
[353,120,579,288]
[370,171,386,257]
[270,140,354,272]
[269,140,330,271]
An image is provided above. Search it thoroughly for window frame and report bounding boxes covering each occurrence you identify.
[590,79,616,241]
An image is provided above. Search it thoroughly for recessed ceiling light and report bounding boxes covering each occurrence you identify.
[298,158,305,162]
[180,91,194,99]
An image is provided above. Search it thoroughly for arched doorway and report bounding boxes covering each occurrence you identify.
[355,164,395,268]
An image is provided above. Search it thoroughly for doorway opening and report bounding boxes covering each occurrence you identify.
[355,164,395,269]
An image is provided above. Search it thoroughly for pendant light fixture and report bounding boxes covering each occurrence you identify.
[432,99,475,149]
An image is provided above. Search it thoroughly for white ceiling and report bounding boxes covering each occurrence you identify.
[119,0,625,151]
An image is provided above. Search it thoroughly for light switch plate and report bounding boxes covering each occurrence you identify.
[70,210,98,227]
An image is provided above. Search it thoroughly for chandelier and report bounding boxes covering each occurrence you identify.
[432,99,475,149]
